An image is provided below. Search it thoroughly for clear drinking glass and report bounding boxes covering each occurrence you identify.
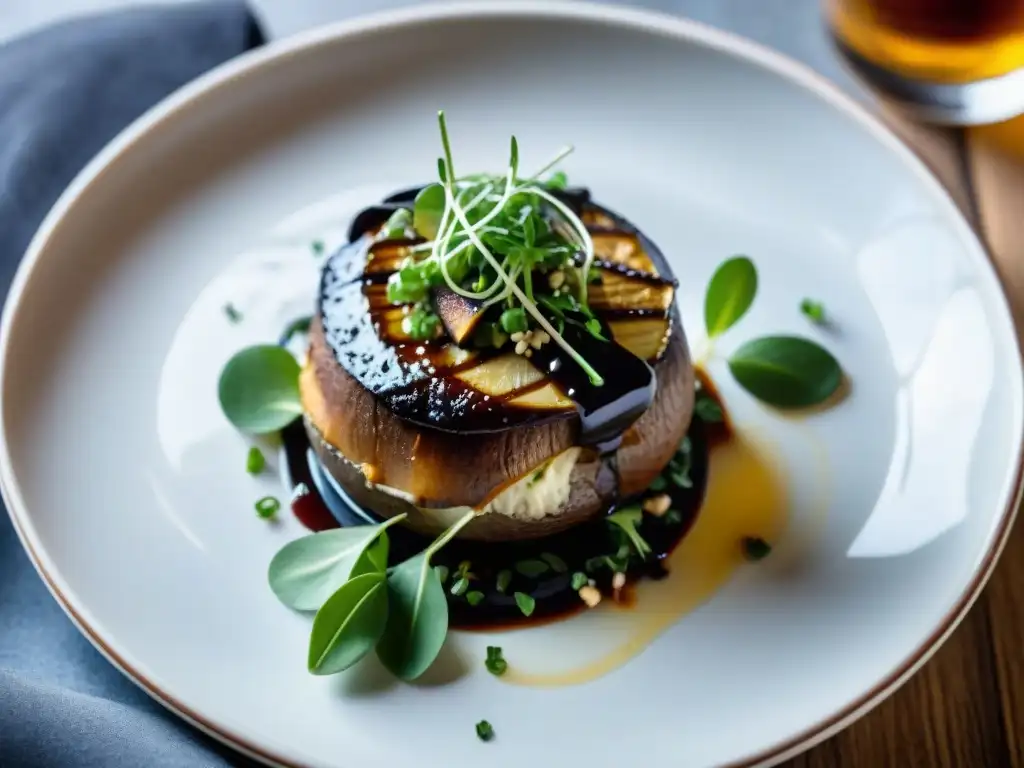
[826,0,1024,124]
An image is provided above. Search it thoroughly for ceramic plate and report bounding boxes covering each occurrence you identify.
[2,3,1021,767]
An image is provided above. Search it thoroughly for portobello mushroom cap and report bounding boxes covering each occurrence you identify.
[300,191,695,541]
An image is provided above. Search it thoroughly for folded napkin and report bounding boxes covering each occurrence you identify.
[0,4,263,766]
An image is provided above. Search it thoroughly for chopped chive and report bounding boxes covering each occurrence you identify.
[496,569,512,593]
[800,298,825,324]
[223,303,243,323]
[484,646,507,676]
[514,592,536,617]
[254,496,280,520]
[475,720,494,742]
[540,552,568,573]
[742,537,772,561]
[466,590,485,606]
[514,559,549,579]
[311,239,325,255]
[450,577,469,596]
[570,572,588,590]
[245,446,265,475]
[648,475,667,492]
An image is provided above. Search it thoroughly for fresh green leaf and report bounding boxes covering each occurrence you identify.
[607,506,652,558]
[546,171,568,190]
[485,646,507,676]
[268,516,406,611]
[450,577,469,596]
[311,240,325,255]
[514,592,536,617]
[466,591,485,606]
[742,537,772,561]
[223,303,242,323]
[664,509,683,526]
[376,510,476,680]
[704,256,757,338]
[307,572,388,675]
[402,303,441,340]
[570,572,588,591]
[218,345,302,434]
[514,559,549,579]
[584,317,608,341]
[476,720,495,742]
[255,496,280,520]
[381,208,413,239]
[496,569,512,594]
[648,475,667,492]
[350,532,390,579]
[694,392,724,423]
[800,298,826,324]
[728,335,842,408]
[413,184,446,239]
[540,552,568,574]
[281,315,312,344]
[246,446,265,475]
[499,307,529,334]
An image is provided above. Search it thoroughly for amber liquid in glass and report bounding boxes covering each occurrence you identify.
[829,0,1024,83]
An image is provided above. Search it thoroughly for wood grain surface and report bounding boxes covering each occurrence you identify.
[783,108,1024,767]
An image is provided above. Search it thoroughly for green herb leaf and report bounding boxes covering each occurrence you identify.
[694,392,725,423]
[514,592,536,617]
[728,335,842,408]
[281,315,312,344]
[413,184,446,239]
[607,506,652,558]
[401,303,441,340]
[496,569,512,594]
[450,577,469,596]
[742,537,772,561]
[476,720,495,742]
[800,298,826,324]
[311,240,325,255]
[376,510,476,680]
[546,171,568,190]
[223,303,243,323]
[499,307,529,334]
[704,256,757,338]
[570,572,588,591]
[466,590,485,606]
[381,208,413,239]
[255,496,280,520]
[246,446,265,475]
[485,646,507,676]
[218,345,302,434]
[349,532,390,579]
[664,509,683,525]
[514,559,549,579]
[540,552,568,574]
[268,516,406,611]
[307,572,388,675]
[648,475,667,492]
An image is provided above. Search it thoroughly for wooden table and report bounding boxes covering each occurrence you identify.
[786,109,1024,767]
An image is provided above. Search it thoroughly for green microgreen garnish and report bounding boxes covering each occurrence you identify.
[496,569,512,594]
[800,298,826,324]
[485,646,507,676]
[607,506,652,559]
[281,315,312,344]
[704,256,757,338]
[514,559,549,579]
[694,391,725,423]
[514,592,536,617]
[742,537,772,561]
[381,208,413,239]
[223,302,243,323]
[246,446,265,475]
[466,591,485,606]
[255,496,281,520]
[311,240,325,255]
[540,552,568,574]
[218,345,302,434]
[450,577,469,597]
[383,111,605,385]
[570,572,589,591]
[476,720,495,742]
[402,303,441,341]
[664,509,684,526]
[668,436,693,489]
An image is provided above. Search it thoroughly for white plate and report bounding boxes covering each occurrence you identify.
[2,3,1021,767]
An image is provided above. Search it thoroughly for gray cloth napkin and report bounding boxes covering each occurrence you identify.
[0,4,263,765]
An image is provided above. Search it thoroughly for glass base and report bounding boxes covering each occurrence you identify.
[834,36,1024,126]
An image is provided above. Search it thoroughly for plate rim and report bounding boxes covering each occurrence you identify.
[1,2,1021,767]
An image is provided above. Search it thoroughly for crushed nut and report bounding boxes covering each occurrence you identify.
[548,270,566,289]
[611,572,626,591]
[643,493,672,517]
[515,340,529,356]
[529,330,550,349]
[510,331,526,343]
[524,348,533,358]
[579,585,602,608]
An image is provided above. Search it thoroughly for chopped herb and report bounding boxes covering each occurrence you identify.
[743,537,772,561]
[499,307,529,334]
[514,559,549,579]
[607,506,652,559]
[570,572,588,590]
[668,436,693,489]
[402,303,441,340]
[455,560,472,580]
[434,564,449,584]
[527,463,548,487]
[245,446,265,475]
[514,592,536,617]
[664,509,683,526]
[584,317,607,341]
[649,475,667,492]
[540,552,568,573]
[223,303,243,323]
[545,171,568,189]
[450,577,469,596]
[466,590,485,606]
[476,720,495,742]
[694,393,724,423]
[255,496,280,520]
[280,315,312,344]
[496,569,512,593]
[381,208,413,239]
[800,298,826,324]
[311,239,325,255]
[484,646,507,676]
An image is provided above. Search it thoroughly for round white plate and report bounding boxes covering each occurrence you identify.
[2,3,1021,767]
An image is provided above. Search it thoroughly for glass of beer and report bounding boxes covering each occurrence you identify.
[826,0,1024,124]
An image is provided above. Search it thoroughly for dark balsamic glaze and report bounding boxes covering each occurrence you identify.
[280,408,719,629]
